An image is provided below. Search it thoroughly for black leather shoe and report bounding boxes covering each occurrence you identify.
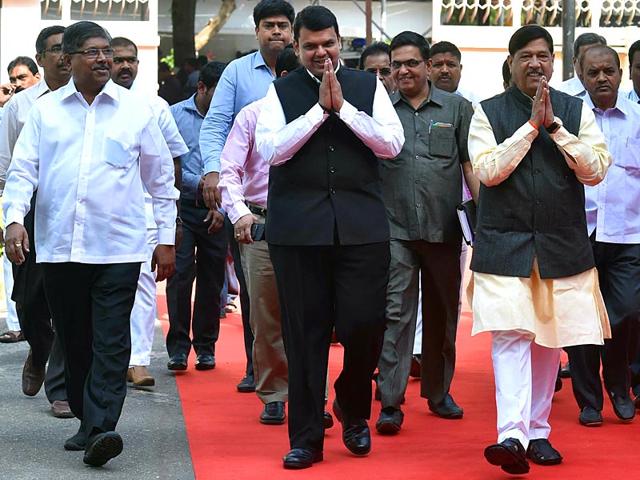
[64,430,87,451]
[167,353,187,371]
[260,401,286,425]
[376,407,404,435]
[333,399,371,455]
[236,375,256,393]
[559,361,571,378]
[282,448,323,469]
[83,432,123,467]
[195,354,216,371]
[608,391,635,422]
[323,411,334,429]
[484,438,530,475]
[526,438,563,465]
[428,393,463,419]
[554,376,563,393]
[579,406,603,426]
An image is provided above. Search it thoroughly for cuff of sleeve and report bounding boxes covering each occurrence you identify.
[228,203,251,225]
[337,100,357,123]
[308,103,328,124]
[550,117,569,144]
[203,165,220,175]
[518,120,539,141]
[157,227,176,246]
[5,210,24,227]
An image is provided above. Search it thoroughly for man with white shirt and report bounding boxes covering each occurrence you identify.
[0,26,72,418]
[556,33,606,96]
[627,40,640,103]
[3,21,177,467]
[109,36,188,388]
[255,6,404,469]
[566,45,640,426]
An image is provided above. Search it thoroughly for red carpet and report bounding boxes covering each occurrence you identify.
[157,296,638,479]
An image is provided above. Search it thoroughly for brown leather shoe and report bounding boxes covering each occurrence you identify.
[127,366,155,387]
[51,400,74,419]
[22,349,45,396]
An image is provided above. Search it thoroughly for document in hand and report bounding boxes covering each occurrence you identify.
[457,200,477,246]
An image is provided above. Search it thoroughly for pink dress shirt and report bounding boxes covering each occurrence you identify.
[219,99,268,224]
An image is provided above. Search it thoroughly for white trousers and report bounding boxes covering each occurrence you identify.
[491,330,560,449]
[129,229,158,367]
[2,253,20,331]
[413,242,468,354]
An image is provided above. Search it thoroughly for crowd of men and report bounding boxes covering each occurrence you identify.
[0,0,639,474]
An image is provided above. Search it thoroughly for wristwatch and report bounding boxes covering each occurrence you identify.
[547,119,562,134]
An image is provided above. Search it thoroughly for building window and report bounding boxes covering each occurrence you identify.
[41,0,63,20]
[70,0,150,22]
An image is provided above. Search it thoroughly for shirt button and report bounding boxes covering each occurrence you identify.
[329,166,336,174]
[415,155,419,160]
[416,203,421,208]
[328,145,335,152]
[414,112,419,116]
[330,188,336,195]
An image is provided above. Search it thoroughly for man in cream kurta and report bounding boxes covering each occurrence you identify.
[467,25,611,476]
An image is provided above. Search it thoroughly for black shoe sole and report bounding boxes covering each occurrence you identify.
[260,416,286,425]
[167,363,187,371]
[237,384,256,393]
[323,414,334,429]
[484,444,530,474]
[195,363,215,371]
[429,409,463,420]
[83,433,123,467]
[579,418,603,427]
[376,421,401,435]
[283,453,323,469]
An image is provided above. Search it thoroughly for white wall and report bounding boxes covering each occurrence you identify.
[1,0,160,92]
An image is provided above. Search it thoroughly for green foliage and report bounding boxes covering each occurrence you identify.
[161,49,175,69]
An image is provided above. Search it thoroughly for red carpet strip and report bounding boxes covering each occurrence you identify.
[157,297,638,480]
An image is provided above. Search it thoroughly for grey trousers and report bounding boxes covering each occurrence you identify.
[378,239,461,408]
[44,332,67,402]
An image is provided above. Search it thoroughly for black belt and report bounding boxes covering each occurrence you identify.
[247,203,267,217]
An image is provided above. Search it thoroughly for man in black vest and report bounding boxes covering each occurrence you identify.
[467,25,611,475]
[255,6,404,469]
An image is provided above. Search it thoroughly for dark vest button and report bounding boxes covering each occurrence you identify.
[328,145,335,152]
[330,188,336,195]
[329,166,336,173]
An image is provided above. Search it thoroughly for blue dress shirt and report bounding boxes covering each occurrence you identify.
[199,50,275,174]
[171,95,206,201]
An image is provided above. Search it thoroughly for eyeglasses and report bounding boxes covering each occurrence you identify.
[366,67,392,77]
[68,48,114,59]
[391,59,424,70]
[113,56,139,65]
[42,44,63,55]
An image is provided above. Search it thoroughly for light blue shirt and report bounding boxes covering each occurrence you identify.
[582,93,640,243]
[171,95,206,201]
[199,50,275,174]
[628,88,640,103]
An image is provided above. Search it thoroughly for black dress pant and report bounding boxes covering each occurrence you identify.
[567,242,640,410]
[42,262,140,439]
[269,242,390,452]
[224,215,254,377]
[166,200,227,357]
[13,195,66,402]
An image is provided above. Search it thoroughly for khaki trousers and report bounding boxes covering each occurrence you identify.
[239,223,288,404]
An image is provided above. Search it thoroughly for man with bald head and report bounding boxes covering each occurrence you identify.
[565,45,640,426]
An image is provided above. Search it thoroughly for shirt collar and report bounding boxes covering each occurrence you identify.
[252,51,273,73]
[32,79,51,99]
[391,81,443,109]
[628,88,640,103]
[60,78,120,103]
[305,63,341,85]
[185,94,205,118]
[581,90,629,116]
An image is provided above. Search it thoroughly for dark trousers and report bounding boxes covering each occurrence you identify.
[378,240,461,408]
[224,215,254,377]
[166,200,226,357]
[269,242,390,452]
[42,262,140,439]
[567,242,640,410]
[13,196,66,402]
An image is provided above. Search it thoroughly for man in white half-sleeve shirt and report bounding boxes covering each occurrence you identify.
[109,36,188,389]
[255,6,403,469]
[3,21,177,468]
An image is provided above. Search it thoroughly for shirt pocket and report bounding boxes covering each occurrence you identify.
[429,123,456,158]
[102,136,138,170]
[616,138,640,173]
